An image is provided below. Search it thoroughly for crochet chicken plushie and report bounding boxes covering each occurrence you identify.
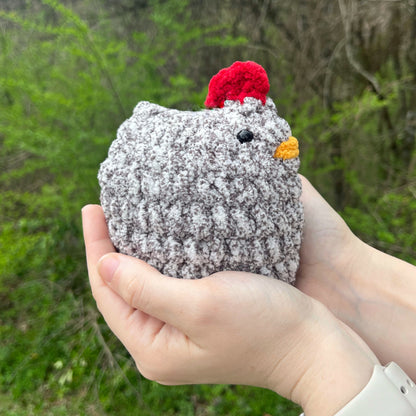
[98,61,304,284]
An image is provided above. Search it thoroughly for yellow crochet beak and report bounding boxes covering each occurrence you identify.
[273,136,299,160]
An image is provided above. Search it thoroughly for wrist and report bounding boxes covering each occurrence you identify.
[302,319,377,415]
[296,226,367,325]
[299,235,416,382]
[343,243,416,379]
[275,301,378,415]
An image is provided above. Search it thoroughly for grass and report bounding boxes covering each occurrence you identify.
[0,385,301,416]
[0,276,301,415]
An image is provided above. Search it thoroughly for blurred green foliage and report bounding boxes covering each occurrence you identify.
[0,0,415,414]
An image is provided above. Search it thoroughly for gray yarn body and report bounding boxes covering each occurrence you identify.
[98,97,303,284]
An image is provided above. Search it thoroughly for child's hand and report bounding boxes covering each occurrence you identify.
[82,204,378,415]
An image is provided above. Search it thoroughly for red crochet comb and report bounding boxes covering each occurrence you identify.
[204,61,270,108]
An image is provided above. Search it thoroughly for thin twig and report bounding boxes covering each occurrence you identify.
[323,38,346,109]
[89,307,143,404]
[338,0,383,97]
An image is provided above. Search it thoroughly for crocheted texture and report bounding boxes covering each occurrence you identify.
[205,61,270,108]
[98,94,304,284]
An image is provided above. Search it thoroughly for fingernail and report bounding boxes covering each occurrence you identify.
[98,255,120,284]
[81,205,90,214]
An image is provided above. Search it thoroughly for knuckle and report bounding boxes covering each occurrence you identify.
[95,299,105,316]
[125,275,141,307]
[188,284,218,325]
[134,355,179,383]
[116,267,147,309]
[134,359,156,381]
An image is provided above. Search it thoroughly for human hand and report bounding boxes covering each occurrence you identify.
[295,175,363,312]
[82,204,378,415]
[296,175,416,379]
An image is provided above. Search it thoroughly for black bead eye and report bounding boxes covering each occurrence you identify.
[236,129,254,144]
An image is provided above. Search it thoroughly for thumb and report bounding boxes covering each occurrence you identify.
[97,253,204,329]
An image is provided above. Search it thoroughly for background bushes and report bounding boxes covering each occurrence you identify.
[0,0,415,414]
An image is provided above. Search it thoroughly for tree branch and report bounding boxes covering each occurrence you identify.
[338,0,382,97]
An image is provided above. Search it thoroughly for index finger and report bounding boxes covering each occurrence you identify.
[82,204,116,295]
